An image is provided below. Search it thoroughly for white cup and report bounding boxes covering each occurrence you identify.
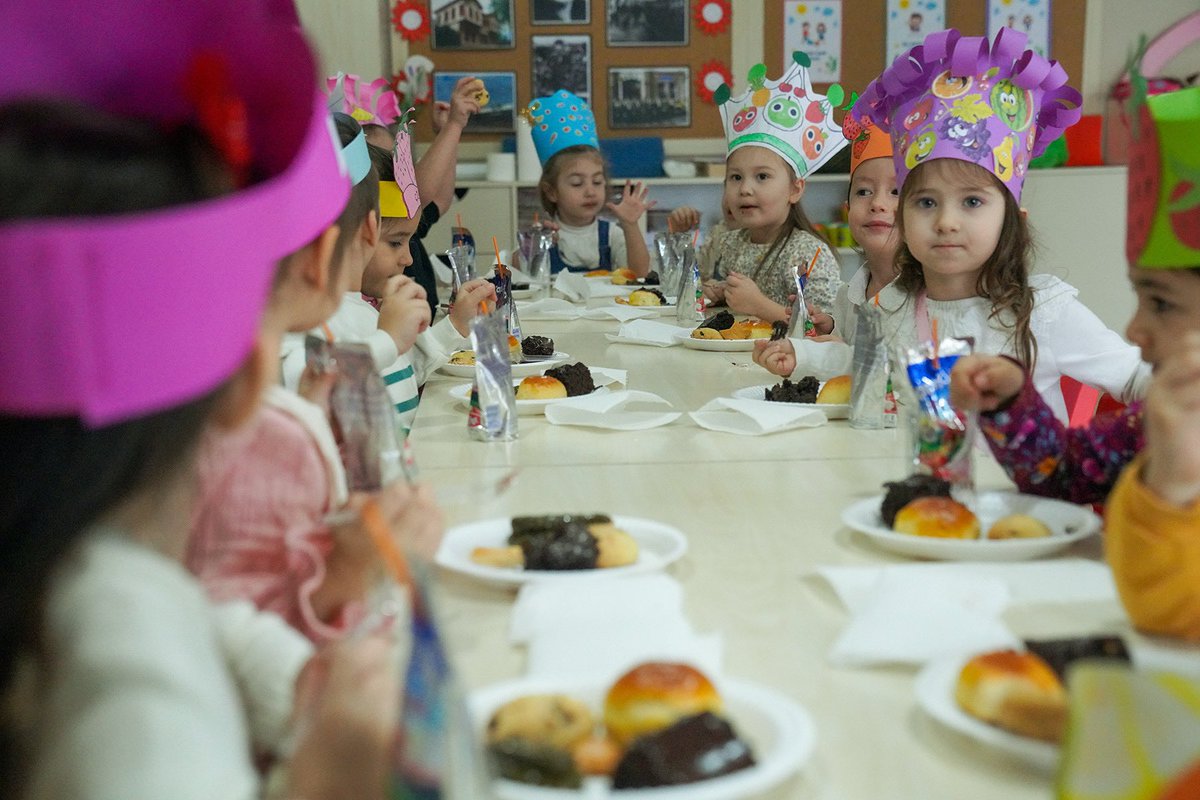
[486,152,516,182]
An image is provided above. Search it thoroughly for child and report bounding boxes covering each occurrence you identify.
[0,4,398,796]
[950,80,1200,639]
[527,90,654,276]
[755,28,1147,425]
[675,55,845,322]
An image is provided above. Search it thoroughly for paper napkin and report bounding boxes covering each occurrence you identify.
[587,367,627,387]
[518,297,582,320]
[511,574,687,644]
[606,319,690,347]
[582,305,660,322]
[552,271,588,301]
[689,397,828,435]
[543,390,680,430]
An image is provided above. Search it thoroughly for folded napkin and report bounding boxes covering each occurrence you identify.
[518,297,582,320]
[553,271,588,301]
[527,626,724,682]
[606,318,690,347]
[582,305,660,322]
[689,397,828,435]
[588,281,634,298]
[511,574,686,644]
[588,366,627,387]
[543,390,680,430]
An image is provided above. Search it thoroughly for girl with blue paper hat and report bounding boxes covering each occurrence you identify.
[527,90,655,276]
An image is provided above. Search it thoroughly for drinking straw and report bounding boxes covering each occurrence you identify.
[803,246,821,279]
[361,498,413,589]
[691,228,699,247]
[492,235,503,273]
[456,213,463,229]
[932,318,940,370]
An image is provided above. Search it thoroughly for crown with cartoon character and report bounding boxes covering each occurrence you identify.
[378,109,420,219]
[842,111,893,175]
[526,90,599,166]
[853,27,1082,200]
[327,72,402,126]
[715,52,851,178]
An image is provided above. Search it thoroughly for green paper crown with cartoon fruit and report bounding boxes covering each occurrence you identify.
[715,52,853,178]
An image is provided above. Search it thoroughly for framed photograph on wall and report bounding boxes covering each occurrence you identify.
[532,35,591,103]
[430,0,514,50]
[608,67,691,129]
[605,0,688,47]
[433,71,516,132]
[532,0,589,24]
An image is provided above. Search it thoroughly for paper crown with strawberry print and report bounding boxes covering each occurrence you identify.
[714,52,851,179]
[1125,74,1200,267]
[326,72,402,126]
[526,90,599,166]
[843,113,894,175]
[853,27,1082,201]
[380,109,420,219]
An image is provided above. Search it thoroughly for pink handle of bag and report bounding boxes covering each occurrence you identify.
[1112,10,1200,97]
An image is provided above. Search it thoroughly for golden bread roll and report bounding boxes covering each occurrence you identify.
[486,694,595,750]
[748,320,774,339]
[611,268,638,285]
[449,350,475,366]
[955,650,1067,742]
[816,374,852,404]
[469,545,523,568]
[516,376,568,400]
[603,662,723,746]
[572,734,622,777]
[720,322,752,340]
[584,269,610,277]
[508,334,522,363]
[893,496,980,539]
[987,513,1052,540]
[590,522,639,568]
[690,327,723,340]
[627,289,665,306]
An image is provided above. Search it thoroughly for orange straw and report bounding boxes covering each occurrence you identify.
[803,246,822,279]
[533,212,540,225]
[361,499,413,588]
[692,228,699,247]
[931,317,940,370]
[456,213,463,229]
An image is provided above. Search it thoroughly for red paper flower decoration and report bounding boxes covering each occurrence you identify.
[391,1,430,42]
[694,0,731,36]
[696,60,733,104]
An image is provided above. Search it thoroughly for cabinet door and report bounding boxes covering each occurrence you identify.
[424,185,516,257]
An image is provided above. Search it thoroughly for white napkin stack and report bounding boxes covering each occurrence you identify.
[689,397,828,435]
[518,297,582,320]
[607,319,690,347]
[552,271,588,301]
[543,390,680,430]
[512,575,723,681]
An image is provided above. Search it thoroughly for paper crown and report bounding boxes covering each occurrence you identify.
[843,112,894,175]
[1126,81,1200,268]
[0,2,349,426]
[526,90,599,166]
[715,53,851,178]
[379,111,420,218]
[853,28,1082,200]
[327,72,402,127]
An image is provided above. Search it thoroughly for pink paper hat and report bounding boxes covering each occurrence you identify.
[0,1,350,426]
[853,28,1082,200]
[327,72,403,127]
[380,110,421,219]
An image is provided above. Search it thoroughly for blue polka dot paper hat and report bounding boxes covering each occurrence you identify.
[526,90,599,165]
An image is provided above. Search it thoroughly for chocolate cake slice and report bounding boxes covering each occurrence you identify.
[543,362,594,397]
[879,474,953,527]
[764,376,819,404]
[521,335,554,357]
[697,310,735,331]
[1024,636,1130,681]
[611,712,756,789]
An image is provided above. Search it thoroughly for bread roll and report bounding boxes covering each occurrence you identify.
[516,376,568,400]
[449,350,475,366]
[584,269,610,277]
[720,322,752,340]
[690,327,723,340]
[628,289,665,306]
[604,662,723,746]
[748,320,774,339]
[955,650,1067,742]
[986,513,1052,540]
[892,496,980,539]
[611,268,637,285]
[486,694,595,750]
[590,522,639,568]
[817,374,852,404]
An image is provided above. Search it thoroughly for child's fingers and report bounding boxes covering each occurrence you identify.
[382,274,415,297]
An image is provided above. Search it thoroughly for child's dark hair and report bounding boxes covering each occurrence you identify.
[0,100,236,793]
[894,158,1037,369]
[537,145,608,217]
[329,112,380,267]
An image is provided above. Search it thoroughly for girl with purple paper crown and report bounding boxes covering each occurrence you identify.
[756,28,1148,424]
[673,54,844,322]
[0,4,406,798]
[527,90,655,276]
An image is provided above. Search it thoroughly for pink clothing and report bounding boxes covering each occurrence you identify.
[187,387,362,644]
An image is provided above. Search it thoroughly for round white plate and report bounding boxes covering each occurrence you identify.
[915,655,1059,771]
[436,515,688,586]
[678,335,758,352]
[840,490,1102,561]
[469,675,816,799]
[438,351,570,379]
[614,296,677,316]
[732,384,850,419]
[448,380,611,416]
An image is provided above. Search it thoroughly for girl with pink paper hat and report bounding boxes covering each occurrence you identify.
[0,3,403,797]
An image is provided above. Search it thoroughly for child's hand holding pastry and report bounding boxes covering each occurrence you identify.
[377,274,430,355]
[753,338,796,377]
[1142,332,1200,507]
[448,278,497,337]
[445,75,483,131]
[949,354,1026,413]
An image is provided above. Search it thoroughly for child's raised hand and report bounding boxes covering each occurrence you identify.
[606,180,655,226]
[949,354,1026,412]
[377,275,430,355]
[1142,332,1200,507]
[753,338,796,377]
[446,76,484,130]
[667,206,701,233]
[448,278,497,337]
[430,101,450,135]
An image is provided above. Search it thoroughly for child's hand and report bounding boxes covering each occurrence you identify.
[753,338,797,377]
[448,278,497,338]
[445,76,483,131]
[1142,333,1200,507]
[606,180,655,227]
[702,279,726,305]
[808,302,834,336]
[375,481,444,563]
[723,271,769,317]
[949,354,1026,412]
[377,275,430,355]
[667,206,701,233]
[430,101,450,135]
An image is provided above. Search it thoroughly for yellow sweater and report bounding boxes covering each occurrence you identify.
[1106,453,1200,641]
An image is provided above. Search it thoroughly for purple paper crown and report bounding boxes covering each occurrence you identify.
[853,28,1082,200]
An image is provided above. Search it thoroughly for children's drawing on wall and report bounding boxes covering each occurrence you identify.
[783,1,842,83]
[886,0,946,63]
[987,0,1051,58]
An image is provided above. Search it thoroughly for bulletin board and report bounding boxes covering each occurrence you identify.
[764,0,1085,104]
[405,0,733,142]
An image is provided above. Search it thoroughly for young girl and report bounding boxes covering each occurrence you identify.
[951,81,1200,639]
[0,4,398,797]
[755,28,1148,425]
[676,56,845,322]
[527,90,654,276]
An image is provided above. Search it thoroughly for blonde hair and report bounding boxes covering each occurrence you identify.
[537,145,608,217]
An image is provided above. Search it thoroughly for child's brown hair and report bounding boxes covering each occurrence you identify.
[537,144,608,217]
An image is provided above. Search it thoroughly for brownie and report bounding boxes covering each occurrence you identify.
[770,320,789,341]
[611,712,756,789]
[879,474,954,527]
[764,376,819,404]
[543,362,595,397]
[1024,636,1131,681]
[521,335,554,357]
[642,270,661,285]
[697,310,735,332]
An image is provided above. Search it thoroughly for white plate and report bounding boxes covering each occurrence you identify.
[469,675,816,799]
[840,490,1102,561]
[448,379,613,416]
[677,335,759,352]
[614,296,677,316]
[915,655,1059,771]
[732,384,850,419]
[436,515,688,586]
[438,351,570,379]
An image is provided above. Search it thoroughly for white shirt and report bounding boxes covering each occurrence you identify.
[554,218,629,270]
